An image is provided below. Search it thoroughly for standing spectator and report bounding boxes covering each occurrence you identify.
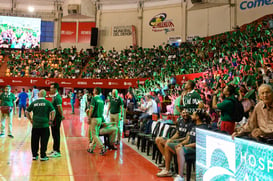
[174,80,202,115]
[48,83,64,158]
[87,87,106,155]
[81,89,89,115]
[107,89,124,144]
[69,90,76,114]
[26,90,55,161]
[28,89,32,106]
[0,85,16,138]
[212,85,237,134]
[32,86,39,102]
[13,89,18,115]
[16,88,28,119]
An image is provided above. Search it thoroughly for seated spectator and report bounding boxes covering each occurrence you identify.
[174,110,210,181]
[139,94,157,124]
[232,84,273,141]
[156,110,193,177]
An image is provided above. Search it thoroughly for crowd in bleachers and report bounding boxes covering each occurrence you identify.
[5,48,89,78]
[3,15,271,81]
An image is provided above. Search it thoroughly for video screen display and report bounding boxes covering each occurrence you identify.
[196,128,273,181]
[0,16,41,49]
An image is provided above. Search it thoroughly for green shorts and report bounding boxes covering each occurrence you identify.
[182,147,195,155]
[166,139,181,153]
[166,139,196,155]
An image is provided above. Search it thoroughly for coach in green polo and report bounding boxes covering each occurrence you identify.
[26,89,55,161]
[107,89,124,144]
[0,85,16,138]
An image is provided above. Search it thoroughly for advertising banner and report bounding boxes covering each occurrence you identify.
[196,128,273,181]
[0,77,148,89]
[0,72,205,89]
[78,22,96,43]
[61,22,77,43]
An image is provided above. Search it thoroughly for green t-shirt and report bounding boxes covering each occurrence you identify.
[174,96,182,116]
[110,96,123,114]
[90,95,104,118]
[217,96,234,122]
[0,93,16,107]
[27,98,55,128]
[51,93,63,121]
[182,90,202,114]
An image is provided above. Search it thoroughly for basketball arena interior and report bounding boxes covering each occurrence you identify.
[0,0,272,181]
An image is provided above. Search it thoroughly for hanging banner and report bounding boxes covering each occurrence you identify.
[78,22,96,43]
[61,22,77,43]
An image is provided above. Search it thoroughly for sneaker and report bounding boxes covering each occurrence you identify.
[48,151,61,158]
[32,156,38,160]
[108,145,118,150]
[87,148,94,154]
[100,147,106,156]
[174,175,184,181]
[156,169,173,177]
[0,133,5,137]
[8,134,14,138]
[158,163,165,169]
[40,156,49,161]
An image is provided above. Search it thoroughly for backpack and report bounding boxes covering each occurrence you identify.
[226,98,244,122]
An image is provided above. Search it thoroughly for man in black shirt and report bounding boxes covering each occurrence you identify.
[156,110,193,177]
[173,110,209,181]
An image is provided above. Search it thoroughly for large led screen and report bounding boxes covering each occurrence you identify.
[0,16,41,49]
[196,128,273,181]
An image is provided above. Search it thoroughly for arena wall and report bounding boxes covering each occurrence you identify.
[97,8,139,51]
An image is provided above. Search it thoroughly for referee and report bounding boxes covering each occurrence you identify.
[26,90,55,161]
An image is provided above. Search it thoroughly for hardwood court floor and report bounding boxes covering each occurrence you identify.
[0,108,173,181]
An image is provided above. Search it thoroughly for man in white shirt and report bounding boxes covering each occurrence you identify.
[139,94,157,122]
